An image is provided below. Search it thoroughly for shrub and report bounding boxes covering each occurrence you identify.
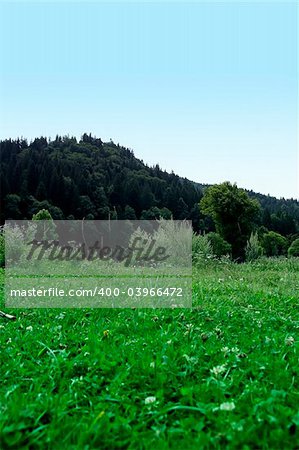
[261,231,287,257]
[32,209,57,240]
[192,233,213,263]
[129,219,191,267]
[153,219,191,267]
[245,232,263,261]
[257,226,268,239]
[32,209,52,221]
[4,223,36,265]
[206,232,231,258]
[288,238,299,257]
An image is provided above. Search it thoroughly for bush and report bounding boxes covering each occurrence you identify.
[129,219,191,267]
[288,238,299,257]
[192,233,213,263]
[257,226,269,239]
[4,224,34,265]
[206,232,231,258]
[153,219,191,267]
[32,209,52,221]
[245,232,263,261]
[32,209,58,240]
[261,231,287,257]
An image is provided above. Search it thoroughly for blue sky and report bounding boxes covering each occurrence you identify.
[0,1,297,199]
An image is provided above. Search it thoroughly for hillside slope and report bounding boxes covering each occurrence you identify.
[1,134,298,235]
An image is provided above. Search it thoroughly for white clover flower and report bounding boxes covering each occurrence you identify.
[145,396,156,405]
[231,347,240,354]
[221,346,230,354]
[220,402,235,411]
[56,313,65,320]
[210,364,227,376]
[285,336,295,346]
[183,354,198,364]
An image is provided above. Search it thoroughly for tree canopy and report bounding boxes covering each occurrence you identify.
[200,182,260,258]
[1,135,298,256]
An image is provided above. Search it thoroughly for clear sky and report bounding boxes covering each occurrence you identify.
[0,1,297,199]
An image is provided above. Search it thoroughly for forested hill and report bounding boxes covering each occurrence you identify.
[1,134,299,236]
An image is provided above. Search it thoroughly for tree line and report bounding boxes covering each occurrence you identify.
[1,134,299,258]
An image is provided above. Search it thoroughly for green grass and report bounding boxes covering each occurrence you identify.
[0,258,298,449]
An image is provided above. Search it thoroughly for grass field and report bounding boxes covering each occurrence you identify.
[0,258,298,449]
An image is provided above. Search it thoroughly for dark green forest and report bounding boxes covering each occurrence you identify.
[1,134,299,239]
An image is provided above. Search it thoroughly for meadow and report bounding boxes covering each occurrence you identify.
[0,258,298,449]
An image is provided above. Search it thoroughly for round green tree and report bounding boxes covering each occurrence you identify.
[199,182,260,258]
[206,232,232,258]
[32,209,53,221]
[261,231,287,256]
[288,238,299,257]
